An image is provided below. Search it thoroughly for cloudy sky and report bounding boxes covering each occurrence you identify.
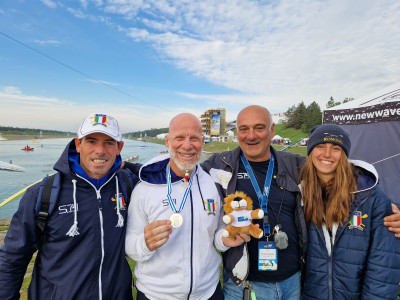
[1,0,399,133]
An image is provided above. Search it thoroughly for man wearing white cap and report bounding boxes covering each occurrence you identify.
[0,113,139,300]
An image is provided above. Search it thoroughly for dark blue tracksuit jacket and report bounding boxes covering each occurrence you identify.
[0,139,139,300]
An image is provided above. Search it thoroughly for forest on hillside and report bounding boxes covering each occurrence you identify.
[0,126,72,136]
[124,128,169,138]
[285,96,353,133]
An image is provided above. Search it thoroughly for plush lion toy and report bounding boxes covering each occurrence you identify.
[222,191,264,240]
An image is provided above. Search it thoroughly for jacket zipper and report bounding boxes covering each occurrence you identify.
[324,195,369,300]
[75,174,116,300]
[187,190,194,299]
[221,156,234,198]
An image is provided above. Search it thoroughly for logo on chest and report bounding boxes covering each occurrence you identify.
[112,193,126,211]
[348,211,368,231]
[203,199,218,216]
[237,172,250,180]
[162,198,176,207]
[59,204,79,214]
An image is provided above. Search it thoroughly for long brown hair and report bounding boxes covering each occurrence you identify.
[300,151,357,229]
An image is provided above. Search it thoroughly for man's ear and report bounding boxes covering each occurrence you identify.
[117,141,124,155]
[165,134,170,148]
[75,137,81,153]
[270,123,275,137]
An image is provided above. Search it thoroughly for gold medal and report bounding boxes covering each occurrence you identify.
[170,213,183,228]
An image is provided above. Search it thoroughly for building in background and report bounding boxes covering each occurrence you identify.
[156,133,167,140]
[271,112,288,124]
[200,108,226,137]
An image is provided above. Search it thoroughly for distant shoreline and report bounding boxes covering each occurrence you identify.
[0,134,70,141]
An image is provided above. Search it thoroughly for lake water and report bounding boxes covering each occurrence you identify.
[0,138,176,219]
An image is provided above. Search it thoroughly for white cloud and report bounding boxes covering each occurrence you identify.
[4,86,22,95]
[33,39,61,46]
[123,27,150,42]
[40,0,57,9]
[88,0,400,108]
[67,7,111,23]
[79,0,104,9]
[0,87,61,106]
[176,91,302,114]
[0,87,200,132]
[85,79,120,86]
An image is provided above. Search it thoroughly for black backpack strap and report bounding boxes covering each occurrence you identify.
[117,169,133,206]
[37,174,55,234]
[35,172,62,248]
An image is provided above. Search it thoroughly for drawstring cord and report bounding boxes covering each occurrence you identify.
[115,176,124,228]
[66,176,124,236]
[66,179,80,237]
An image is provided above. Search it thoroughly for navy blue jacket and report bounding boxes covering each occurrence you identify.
[0,139,139,300]
[302,160,400,300]
[201,146,307,285]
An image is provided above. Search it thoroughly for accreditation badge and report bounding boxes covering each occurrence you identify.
[258,241,278,271]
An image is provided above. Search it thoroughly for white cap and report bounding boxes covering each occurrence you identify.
[77,113,122,142]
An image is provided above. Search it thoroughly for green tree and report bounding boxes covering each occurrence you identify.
[326,96,341,108]
[342,97,354,103]
[285,102,307,131]
[285,105,297,129]
[304,101,322,133]
[293,101,307,130]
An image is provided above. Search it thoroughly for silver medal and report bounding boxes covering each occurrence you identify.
[274,224,289,250]
[170,213,183,228]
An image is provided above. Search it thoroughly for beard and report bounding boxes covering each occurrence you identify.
[168,144,200,172]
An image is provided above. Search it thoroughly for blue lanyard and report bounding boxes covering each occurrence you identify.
[240,153,275,235]
[166,163,195,213]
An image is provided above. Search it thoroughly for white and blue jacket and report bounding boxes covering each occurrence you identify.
[125,154,228,300]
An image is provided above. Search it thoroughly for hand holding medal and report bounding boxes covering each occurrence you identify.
[166,163,196,228]
[144,220,173,251]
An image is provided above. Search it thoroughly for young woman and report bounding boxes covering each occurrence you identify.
[300,124,400,300]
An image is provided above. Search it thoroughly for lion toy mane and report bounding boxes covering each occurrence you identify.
[222,191,264,240]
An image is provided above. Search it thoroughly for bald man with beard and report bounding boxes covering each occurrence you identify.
[125,113,231,300]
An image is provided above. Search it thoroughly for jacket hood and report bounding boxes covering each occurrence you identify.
[53,139,122,188]
[350,159,378,193]
[298,159,379,200]
[53,139,75,174]
[139,154,187,184]
[52,139,127,236]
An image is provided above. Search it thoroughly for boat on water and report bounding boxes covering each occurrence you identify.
[159,150,168,154]
[125,155,139,162]
[32,140,40,143]
[0,160,25,172]
[21,145,34,151]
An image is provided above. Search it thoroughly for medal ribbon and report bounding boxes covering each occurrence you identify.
[166,162,196,213]
[240,153,275,235]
